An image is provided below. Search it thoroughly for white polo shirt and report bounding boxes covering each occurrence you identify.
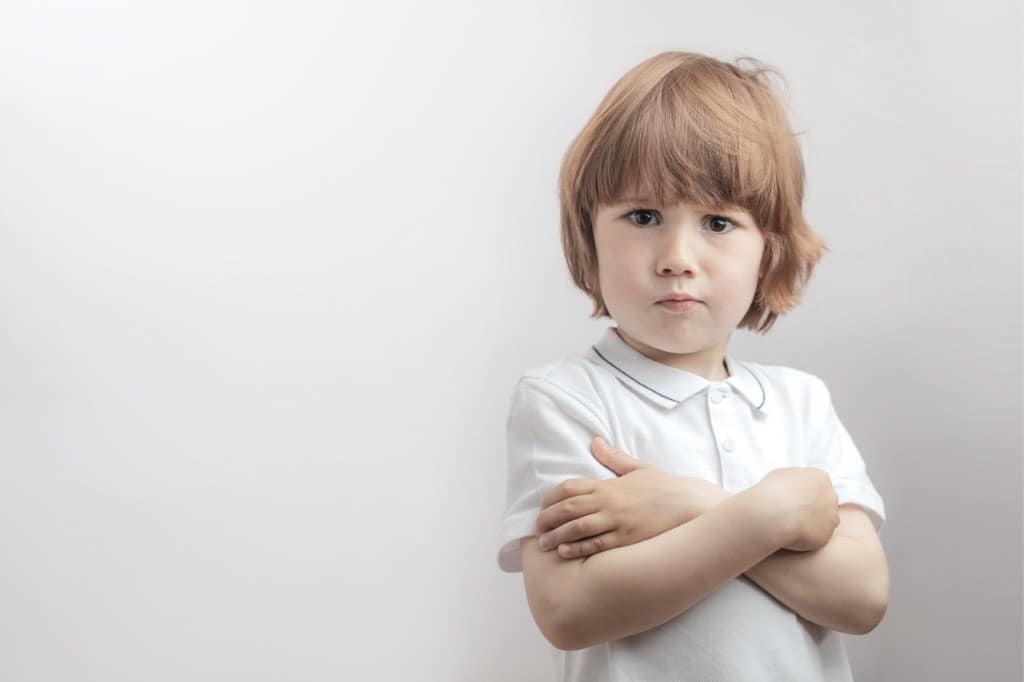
[498,325,886,682]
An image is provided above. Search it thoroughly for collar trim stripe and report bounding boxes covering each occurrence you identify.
[588,326,769,415]
[738,361,767,410]
[591,345,680,402]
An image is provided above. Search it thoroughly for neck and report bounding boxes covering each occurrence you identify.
[614,328,730,382]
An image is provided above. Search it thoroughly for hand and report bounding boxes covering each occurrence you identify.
[533,436,726,559]
[754,467,839,552]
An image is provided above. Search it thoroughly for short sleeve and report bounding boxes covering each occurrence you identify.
[806,376,887,537]
[497,377,617,573]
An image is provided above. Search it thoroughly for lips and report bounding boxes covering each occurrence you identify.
[658,295,699,303]
[658,299,701,314]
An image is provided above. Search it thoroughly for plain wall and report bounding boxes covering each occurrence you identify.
[1,1,1020,680]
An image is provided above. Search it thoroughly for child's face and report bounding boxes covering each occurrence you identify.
[592,198,765,372]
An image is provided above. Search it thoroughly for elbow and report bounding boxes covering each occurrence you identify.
[547,595,599,651]
[548,607,588,651]
[535,619,575,651]
[539,622,571,651]
[528,601,575,651]
[864,594,889,634]
[519,539,597,650]
[849,561,890,635]
[850,591,888,635]
[526,586,585,651]
[547,628,578,652]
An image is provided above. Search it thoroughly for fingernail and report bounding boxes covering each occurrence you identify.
[538,535,551,550]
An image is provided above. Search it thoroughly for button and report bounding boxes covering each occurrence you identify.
[711,393,723,404]
[722,439,734,452]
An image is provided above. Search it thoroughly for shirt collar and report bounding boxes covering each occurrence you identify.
[589,325,770,415]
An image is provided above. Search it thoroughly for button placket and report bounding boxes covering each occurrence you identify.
[707,383,740,488]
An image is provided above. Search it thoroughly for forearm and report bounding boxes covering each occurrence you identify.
[700,486,883,634]
[558,484,781,650]
[743,536,884,634]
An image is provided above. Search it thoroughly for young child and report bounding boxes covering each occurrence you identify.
[496,51,889,681]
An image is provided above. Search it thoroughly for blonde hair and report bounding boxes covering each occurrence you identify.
[557,51,827,333]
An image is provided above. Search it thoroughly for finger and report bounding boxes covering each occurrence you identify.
[590,435,622,457]
[535,492,599,535]
[540,477,597,511]
[539,511,606,551]
[593,436,614,456]
[558,531,617,559]
[590,436,646,472]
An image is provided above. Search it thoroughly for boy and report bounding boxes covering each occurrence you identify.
[497,51,889,681]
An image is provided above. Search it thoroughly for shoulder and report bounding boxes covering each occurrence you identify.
[508,355,613,427]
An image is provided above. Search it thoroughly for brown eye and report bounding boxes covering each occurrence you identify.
[706,215,737,234]
[626,209,659,227]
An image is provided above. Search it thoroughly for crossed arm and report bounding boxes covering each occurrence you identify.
[524,483,889,649]
[698,484,889,634]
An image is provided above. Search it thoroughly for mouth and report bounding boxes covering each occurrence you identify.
[658,299,702,311]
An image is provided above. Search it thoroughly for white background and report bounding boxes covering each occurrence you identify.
[1,1,1021,680]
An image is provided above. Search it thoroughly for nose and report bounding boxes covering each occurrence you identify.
[656,225,700,277]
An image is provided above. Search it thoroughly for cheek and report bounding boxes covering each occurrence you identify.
[597,241,640,284]
[602,258,646,296]
[739,270,762,292]
[713,270,757,303]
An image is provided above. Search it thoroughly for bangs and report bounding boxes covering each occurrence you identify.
[579,68,794,219]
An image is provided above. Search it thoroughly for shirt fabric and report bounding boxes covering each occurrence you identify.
[497,324,886,682]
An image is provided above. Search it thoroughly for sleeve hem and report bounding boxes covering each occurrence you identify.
[497,511,539,573]
[832,478,886,536]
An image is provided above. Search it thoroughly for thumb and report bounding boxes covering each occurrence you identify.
[591,435,644,474]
